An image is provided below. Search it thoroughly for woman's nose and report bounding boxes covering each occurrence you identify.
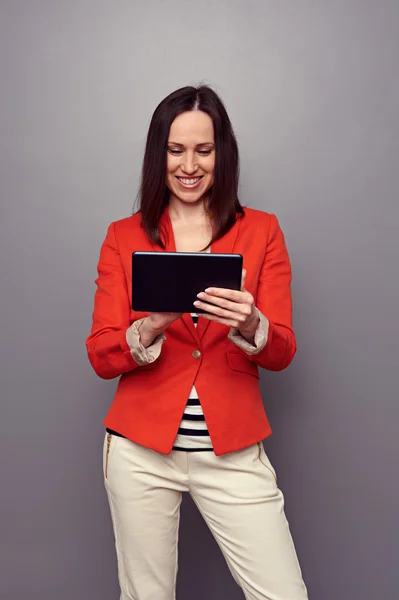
[181,153,198,174]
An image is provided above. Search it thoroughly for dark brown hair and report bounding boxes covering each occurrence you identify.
[136,85,244,247]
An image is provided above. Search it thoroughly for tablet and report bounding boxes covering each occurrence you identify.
[132,251,243,314]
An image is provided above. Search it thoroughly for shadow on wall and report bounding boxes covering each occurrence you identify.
[177,494,244,600]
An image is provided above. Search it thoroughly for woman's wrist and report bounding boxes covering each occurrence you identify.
[139,318,163,348]
[238,314,260,345]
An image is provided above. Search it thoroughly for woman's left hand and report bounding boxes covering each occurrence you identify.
[193,270,260,343]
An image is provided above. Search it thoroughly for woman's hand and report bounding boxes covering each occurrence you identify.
[193,270,260,344]
[139,312,182,348]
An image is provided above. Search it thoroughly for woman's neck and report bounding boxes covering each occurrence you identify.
[167,196,213,252]
[168,196,209,225]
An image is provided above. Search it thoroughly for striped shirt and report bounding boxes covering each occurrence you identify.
[172,313,213,452]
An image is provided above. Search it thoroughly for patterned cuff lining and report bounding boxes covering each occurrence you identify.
[125,318,166,365]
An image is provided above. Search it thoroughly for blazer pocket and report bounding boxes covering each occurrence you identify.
[227,352,260,379]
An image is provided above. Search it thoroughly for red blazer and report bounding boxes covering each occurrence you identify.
[86,207,296,455]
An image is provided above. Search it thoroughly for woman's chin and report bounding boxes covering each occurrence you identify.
[169,187,209,205]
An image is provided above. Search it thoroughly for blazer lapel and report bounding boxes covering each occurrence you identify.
[196,215,242,340]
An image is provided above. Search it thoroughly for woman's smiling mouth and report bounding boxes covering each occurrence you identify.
[176,176,204,188]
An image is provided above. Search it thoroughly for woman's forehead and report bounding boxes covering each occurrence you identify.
[168,111,214,143]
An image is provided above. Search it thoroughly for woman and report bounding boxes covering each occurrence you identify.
[86,85,308,600]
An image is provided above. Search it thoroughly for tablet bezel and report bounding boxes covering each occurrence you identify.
[132,251,243,314]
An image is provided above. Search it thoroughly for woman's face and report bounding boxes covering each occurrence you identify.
[166,110,215,205]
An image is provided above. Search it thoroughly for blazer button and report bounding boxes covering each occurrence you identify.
[192,349,202,359]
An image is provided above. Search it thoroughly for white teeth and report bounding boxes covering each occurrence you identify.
[178,177,201,185]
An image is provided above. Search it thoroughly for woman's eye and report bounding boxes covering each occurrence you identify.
[167,148,213,156]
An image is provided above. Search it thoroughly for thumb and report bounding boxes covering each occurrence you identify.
[241,269,246,292]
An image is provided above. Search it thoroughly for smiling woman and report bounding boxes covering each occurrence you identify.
[86,85,308,600]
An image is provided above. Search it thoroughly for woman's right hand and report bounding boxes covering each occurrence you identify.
[139,312,182,348]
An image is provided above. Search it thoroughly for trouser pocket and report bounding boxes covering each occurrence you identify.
[257,442,277,483]
[103,432,120,479]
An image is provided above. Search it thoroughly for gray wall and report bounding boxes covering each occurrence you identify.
[1,1,398,598]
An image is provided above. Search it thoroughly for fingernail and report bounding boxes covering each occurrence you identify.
[205,288,213,293]
[197,292,205,299]
[193,301,201,307]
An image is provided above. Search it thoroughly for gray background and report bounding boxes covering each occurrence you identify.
[1,1,398,599]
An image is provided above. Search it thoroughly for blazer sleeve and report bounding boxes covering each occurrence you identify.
[86,222,140,379]
[250,214,297,371]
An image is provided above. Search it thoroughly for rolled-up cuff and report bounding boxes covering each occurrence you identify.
[227,309,269,356]
[125,318,166,365]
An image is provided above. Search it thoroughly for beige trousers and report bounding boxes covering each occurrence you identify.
[103,433,308,600]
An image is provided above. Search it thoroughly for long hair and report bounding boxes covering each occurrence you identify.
[137,85,244,247]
